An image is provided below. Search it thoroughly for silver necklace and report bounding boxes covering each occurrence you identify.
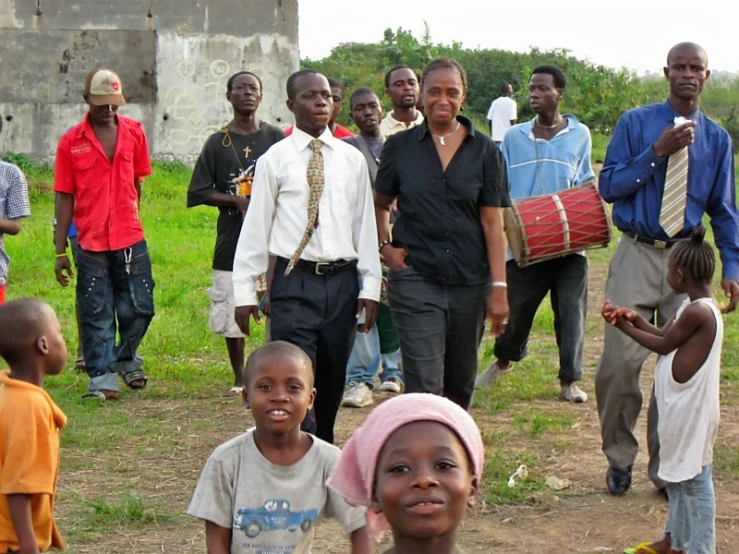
[431,121,461,146]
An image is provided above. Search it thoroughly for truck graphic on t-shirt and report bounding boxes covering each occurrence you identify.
[233,499,319,538]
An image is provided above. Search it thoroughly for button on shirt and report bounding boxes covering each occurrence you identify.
[374,116,511,285]
[599,101,739,280]
[54,114,152,252]
[232,126,382,306]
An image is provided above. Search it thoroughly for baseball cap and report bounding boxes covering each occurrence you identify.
[84,68,126,106]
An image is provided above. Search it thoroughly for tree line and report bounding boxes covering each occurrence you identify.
[303,28,739,144]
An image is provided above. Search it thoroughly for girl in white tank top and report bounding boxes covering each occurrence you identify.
[602,227,722,554]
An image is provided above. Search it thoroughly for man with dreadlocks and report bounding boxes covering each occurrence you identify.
[596,42,739,496]
[187,71,283,396]
[603,227,723,554]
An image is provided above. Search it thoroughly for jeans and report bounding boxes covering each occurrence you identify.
[388,266,488,410]
[665,465,715,553]
[345,325,403,388]
[494,255,587,383]
[76,240,155,393]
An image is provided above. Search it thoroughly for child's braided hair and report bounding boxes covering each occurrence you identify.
[671,226,716,284]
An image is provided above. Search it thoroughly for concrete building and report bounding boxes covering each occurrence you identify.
[0,0,299,161]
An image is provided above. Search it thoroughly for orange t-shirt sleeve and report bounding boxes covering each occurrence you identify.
[53,136,75,195]
[0,404,56,496]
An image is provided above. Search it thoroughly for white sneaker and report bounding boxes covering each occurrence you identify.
[341,382,374,408]
[560,383,588,403]
[475,361,513,389]
[378,379,402,394]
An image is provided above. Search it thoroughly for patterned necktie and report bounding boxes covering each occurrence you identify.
[659,146,689,237]
[285,139,324,275]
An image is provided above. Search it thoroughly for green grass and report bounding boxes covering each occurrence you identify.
[512,409,574,438]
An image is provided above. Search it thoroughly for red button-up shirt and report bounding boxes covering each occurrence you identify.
[54,114,152,252]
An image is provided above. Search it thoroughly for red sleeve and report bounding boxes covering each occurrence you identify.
[133,124,152,180]
[53,135,75,194]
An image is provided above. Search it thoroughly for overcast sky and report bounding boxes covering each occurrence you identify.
[298,0,739,75]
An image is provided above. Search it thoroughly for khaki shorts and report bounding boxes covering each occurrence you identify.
[207,270,266,338]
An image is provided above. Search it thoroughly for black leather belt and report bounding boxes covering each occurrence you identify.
[623,230,680,249]
[294,258,358,276]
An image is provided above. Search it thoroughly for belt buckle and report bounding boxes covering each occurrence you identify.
[654,240,667,249]
[314,262,328,275]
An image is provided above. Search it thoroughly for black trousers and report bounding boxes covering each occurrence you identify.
[269,257,359,444]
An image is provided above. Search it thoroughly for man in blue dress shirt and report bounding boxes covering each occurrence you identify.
[596,42,739,495]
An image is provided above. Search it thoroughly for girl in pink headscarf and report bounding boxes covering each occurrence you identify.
[328,393,484,554]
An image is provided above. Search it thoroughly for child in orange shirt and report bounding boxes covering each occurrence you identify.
[0,298,68,553]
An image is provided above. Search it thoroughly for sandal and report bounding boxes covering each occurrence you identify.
[624,543,660,554]
[122,369,148,391]
[82,390,120,400]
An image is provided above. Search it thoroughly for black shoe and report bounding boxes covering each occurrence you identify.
[606,466,632,495]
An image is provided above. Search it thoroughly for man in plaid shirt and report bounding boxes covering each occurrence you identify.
[0,118,31,304]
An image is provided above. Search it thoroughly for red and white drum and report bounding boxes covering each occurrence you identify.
[504,184,612,267]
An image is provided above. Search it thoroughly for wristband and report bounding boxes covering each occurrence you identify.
[492,281,507,288]
[378,239,392,253]
[56,252,68,259]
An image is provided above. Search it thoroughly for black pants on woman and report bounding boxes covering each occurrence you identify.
[388,266,489,409]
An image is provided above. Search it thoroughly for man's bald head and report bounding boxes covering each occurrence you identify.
[0,298,56,365]
[667,42,708,66]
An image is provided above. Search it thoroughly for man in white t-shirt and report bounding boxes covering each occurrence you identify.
[487,83,517,145]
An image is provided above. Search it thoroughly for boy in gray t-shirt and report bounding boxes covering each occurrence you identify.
[188,342,370,554]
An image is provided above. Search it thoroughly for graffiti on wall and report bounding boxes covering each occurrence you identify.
[164,58,271,150]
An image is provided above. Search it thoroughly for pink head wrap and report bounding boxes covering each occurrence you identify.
[327,393,484,539]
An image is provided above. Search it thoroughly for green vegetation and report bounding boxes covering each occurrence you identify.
[305,28,739,142]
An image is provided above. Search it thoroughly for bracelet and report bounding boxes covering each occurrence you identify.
[378,239,392,253]
[56,252,68,259]
[492,281,508,288]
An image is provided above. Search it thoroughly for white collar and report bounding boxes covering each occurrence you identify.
[291,126,336,151]
[386,110,424,127]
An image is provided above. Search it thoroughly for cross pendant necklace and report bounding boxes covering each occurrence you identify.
[431,121,461,146]
[243,145,251,158]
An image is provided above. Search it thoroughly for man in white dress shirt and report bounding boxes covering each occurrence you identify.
[487,83,518,146]
[233,70,382,444]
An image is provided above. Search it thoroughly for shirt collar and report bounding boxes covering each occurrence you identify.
[522,114,577,139]
[418,115,475,142]
[386,110,424,129]
[0,372,68,428]
[290,125,337,151]
[662,99,701,122]
[75,112,124,139]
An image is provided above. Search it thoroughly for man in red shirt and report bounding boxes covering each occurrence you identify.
[53,68,154,400]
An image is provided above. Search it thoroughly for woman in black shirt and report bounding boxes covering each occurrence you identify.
[374,58,510,409]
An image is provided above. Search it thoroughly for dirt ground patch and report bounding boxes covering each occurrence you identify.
[54,261,739,554]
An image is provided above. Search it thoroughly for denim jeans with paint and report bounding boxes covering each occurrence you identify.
[76,240,155,393]
[665,464,715,554]
[345,325,403,388]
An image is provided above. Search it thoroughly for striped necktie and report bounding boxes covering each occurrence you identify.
[285,139,324,275]
[659,146,689,237]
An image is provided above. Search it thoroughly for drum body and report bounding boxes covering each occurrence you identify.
[504,184,612,267]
